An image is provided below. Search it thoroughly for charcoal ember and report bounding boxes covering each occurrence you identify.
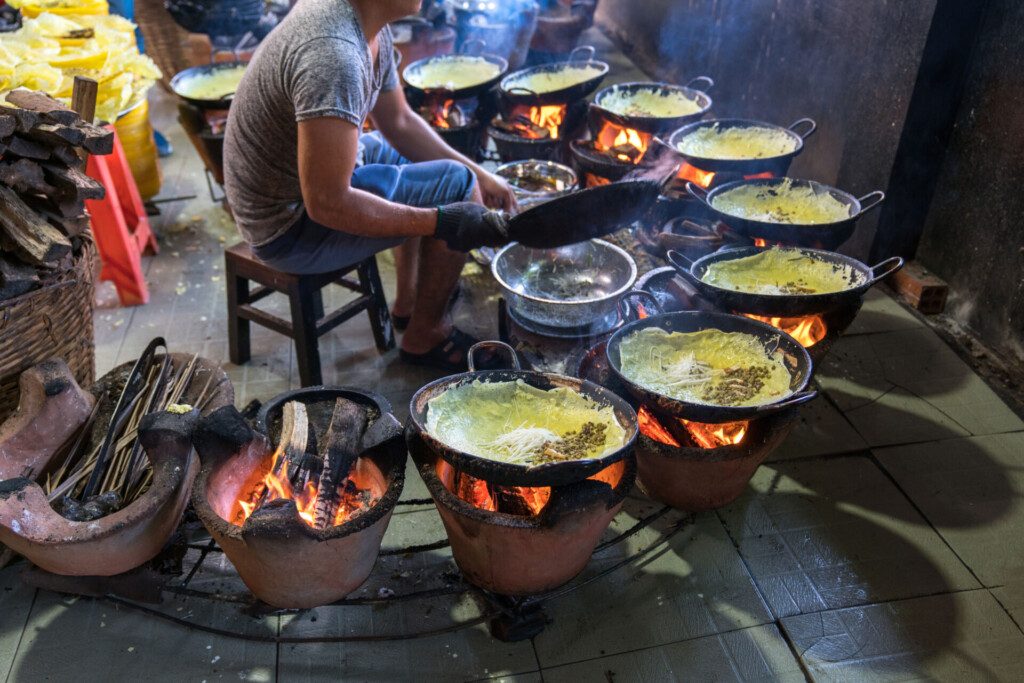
[58,495,88,521]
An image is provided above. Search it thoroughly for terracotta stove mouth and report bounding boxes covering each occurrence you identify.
[194,397,405,543]
[424,454,634,527]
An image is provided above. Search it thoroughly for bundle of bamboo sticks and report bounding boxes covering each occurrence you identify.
[44,351,215,520]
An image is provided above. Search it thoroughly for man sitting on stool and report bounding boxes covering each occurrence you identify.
[224,0,516,371]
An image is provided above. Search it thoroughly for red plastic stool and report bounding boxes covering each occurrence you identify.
[86,127,158,306]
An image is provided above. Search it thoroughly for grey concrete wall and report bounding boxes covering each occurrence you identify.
[595,0,937,259]
[915,0,1024,362]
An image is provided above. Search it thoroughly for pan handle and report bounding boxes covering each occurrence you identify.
[618,290,663,321]
[684,75,715,92]
[756,389,818,413]
[569,45,596,63]
[460,38,486,56]
[787,118,817,140]
[685,181,711,205]
[855,190,886,216]
[666,249,703,288]
[506,86,540,97]
[468,341,520,372]
[867,256,905,285]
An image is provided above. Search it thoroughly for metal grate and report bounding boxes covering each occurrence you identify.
[98,497,691,643]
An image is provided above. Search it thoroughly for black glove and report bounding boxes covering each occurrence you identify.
[435,202,510,252]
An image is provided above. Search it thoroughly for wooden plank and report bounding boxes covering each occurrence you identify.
[70,76,98,124]
[0,185,72,265]
[5,90,79,125]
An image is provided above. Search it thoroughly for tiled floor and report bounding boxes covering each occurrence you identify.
[3,28,1024,683]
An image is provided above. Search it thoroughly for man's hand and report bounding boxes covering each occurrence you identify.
[435,202,510,252]
[475,171,518,212]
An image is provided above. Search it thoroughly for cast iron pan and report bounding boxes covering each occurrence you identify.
[666,117,816,176]
[170,61,247,110]
[687,178,885,250]
[507,179,662,248]
[668,246,904,316]
[402,41,509,101]
[605,294,817,423]
[500,46,609,106]
[590,77,714,136]
[407,342,639,487]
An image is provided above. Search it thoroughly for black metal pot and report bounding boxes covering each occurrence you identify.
[590,78,714,136]
[407,342,638,487]
[667,246,904,317]
[402,41,509,100]
[605,295,816,423]
[667,118,816,176]
[499,45,609,106]
[170,61,248,110]
[687,178,885,250]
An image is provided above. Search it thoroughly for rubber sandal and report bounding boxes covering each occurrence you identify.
[399,328,494,373]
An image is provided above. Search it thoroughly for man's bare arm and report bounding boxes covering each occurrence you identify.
[371,88,516,211]
[297,116,438,237]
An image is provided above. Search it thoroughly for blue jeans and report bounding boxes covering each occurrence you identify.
[253,132,476,275]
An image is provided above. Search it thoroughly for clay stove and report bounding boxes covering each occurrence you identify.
[490,99,589,163]
[191,388,405,609]
[576,336,800,512]
[409,431,636,596]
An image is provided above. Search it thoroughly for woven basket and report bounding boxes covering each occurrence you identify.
[135,0,193,90]
[0,241,97,423]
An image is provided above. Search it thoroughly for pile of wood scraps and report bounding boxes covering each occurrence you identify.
[0,89,113,300]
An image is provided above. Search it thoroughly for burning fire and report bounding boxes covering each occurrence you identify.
[677,162,716,189]
[454,468,552,516]
[638,406,750,449]
[236,449,374,529]
[584,173,612,187]
[679,419,748,448]
[504,104,568,139]
[431,99,456,129]
[743,313,828,348]
[594,121,651,164]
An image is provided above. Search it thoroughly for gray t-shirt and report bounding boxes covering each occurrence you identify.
[223,0,399,247]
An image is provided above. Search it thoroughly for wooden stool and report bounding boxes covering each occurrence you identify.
[225,243,395,386]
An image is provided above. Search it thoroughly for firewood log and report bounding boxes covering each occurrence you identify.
[0,159,56,195]
[75,122,114,155]
[5,90,79,126]
[41,162,105,201]
[5,136,50,161]
[0,255,40,299]
[0,113,15,139]
[0,185,72,265]
[313,398,368,530]
[26,123,86,148]
[21,193,87,220]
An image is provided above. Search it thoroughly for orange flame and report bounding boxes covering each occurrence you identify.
[638,406,681,447]
[236,449,373,529]
[679,418,748,448]
[584,173,613,187]
[743,313,828,348]
[639,406,750,449]
[505,104,568,139]
[594,121,651,164]
[430,99,457,129]
[677,161,716,189]
[753,237,769,247]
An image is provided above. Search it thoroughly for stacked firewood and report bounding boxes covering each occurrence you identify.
[0,90,113,300]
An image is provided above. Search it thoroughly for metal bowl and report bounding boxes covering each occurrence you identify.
[495,160,578,210]
[492,239,637,330]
